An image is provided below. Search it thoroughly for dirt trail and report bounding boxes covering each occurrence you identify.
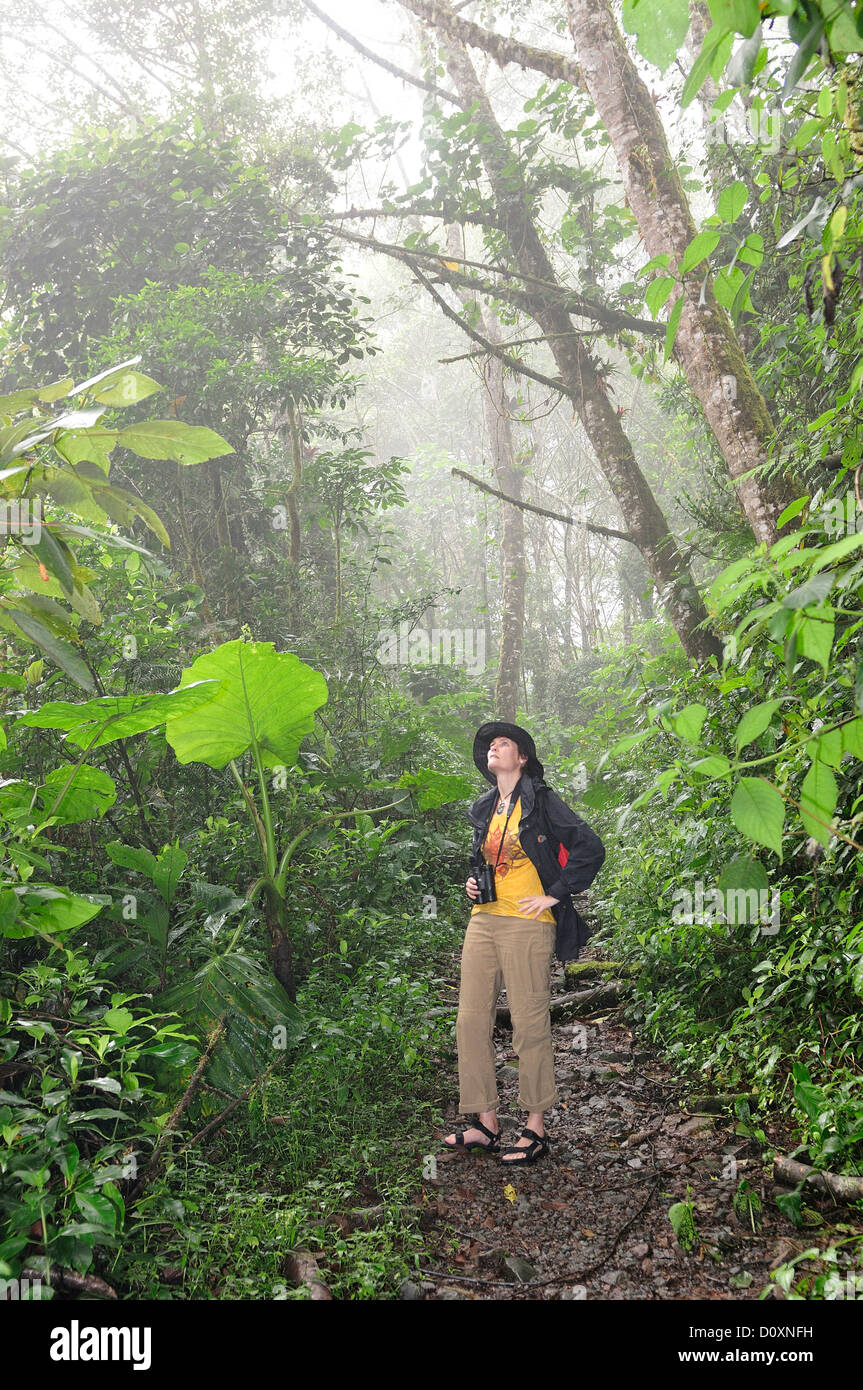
[408,946,857,1301]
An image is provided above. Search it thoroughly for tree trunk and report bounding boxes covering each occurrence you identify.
[285,400,303,565]
[620,544,655,627]
[562,524,577,657]
[621,581,632,643]
[446,224,525,718]
[175,463,214,626]
[483,329,526,721]
[479,535,490,656]
[264,887,296,1002]
[437,33,723,667]
[569,524,592,654]
[565,0,800,546]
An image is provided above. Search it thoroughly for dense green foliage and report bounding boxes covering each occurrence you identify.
[2,0,863,1305]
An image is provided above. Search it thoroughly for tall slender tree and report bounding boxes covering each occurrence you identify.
[565,0,798,545]
[400,0,801,546]
[402,10,723,665]
[446,225,527,718]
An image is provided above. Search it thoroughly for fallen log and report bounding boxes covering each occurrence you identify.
[563,960,638,980]
[773,1155,863,1204]
[21,1264,117,1299]
[325,1203,425,1236]
[691,1092,759,1114]
[496,980,626,1026]
[283,1250,333,1300]
[550,982,625,1019]
[345,1204,386,1228]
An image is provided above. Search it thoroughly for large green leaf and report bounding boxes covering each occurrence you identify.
[1,608,94,691]
[622,0,691,71]
[671,703,708,744]
[11,406,106,459]
[782,15,825,97]
[92,370,162,407]
[706,0,760,37]
[681,25,733,106]
[690,754,731,778]
[14,680,223,748]
[726,25,763,86]
[70,357,143,398]
[30,526,76,596]
[795,604,835,673]
[826,7,863,54]
[734,699,784,752]
[679,229,721,274]
[117,420,234,465]
[27,462,108,523]
[717,854,770,919]
[10,555,101,624]
[644,275,675,319]
[38,765,117,824]
[82,479,171,546]
[158,950,305,1095]
[153,844,188,904]
[54,427,117,475]
[396,769,476,810]
[37,377,74,403]
[47,522,153,557]
[0,388,40,413]
[164,640,328,770]
[0,419,55,464]
[730,776,785,858]
[798,759,838,848]
[3,885,107,940]
[104,840,158,881]
[717,180,749,223]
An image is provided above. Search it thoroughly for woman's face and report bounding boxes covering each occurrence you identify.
[487,736,527,776]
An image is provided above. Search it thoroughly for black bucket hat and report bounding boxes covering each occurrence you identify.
[473,721,544,784]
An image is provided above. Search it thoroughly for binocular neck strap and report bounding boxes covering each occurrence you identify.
[487,776,522,872]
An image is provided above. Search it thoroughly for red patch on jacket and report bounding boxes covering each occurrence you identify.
[558,844,569,868]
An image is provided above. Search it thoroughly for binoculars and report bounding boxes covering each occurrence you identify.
[470,861,497,903]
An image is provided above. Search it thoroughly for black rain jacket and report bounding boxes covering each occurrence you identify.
[467,773,606,963]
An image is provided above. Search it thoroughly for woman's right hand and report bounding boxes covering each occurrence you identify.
[465,874,481,900]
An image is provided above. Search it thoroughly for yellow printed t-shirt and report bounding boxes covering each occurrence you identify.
[471,796,555,922]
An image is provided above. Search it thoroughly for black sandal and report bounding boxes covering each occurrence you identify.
[442,1117,502,1154]
[500,1126,551,1164]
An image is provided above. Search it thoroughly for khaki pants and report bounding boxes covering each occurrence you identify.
[456,910,559,1113]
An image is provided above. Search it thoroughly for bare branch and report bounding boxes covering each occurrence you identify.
[451,467,632,541]
[24,2,141,107]
[327,202,504,231]
[398,0,586,91]
[304,219,663,337]
[0,29,143,118]
[440,328,598,363]
[300,0,460,104]
[410,258,573,398]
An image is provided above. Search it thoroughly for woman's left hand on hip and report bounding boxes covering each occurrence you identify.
[518,895,560,918]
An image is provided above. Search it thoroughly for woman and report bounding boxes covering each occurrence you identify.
[442,721,606,1164]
